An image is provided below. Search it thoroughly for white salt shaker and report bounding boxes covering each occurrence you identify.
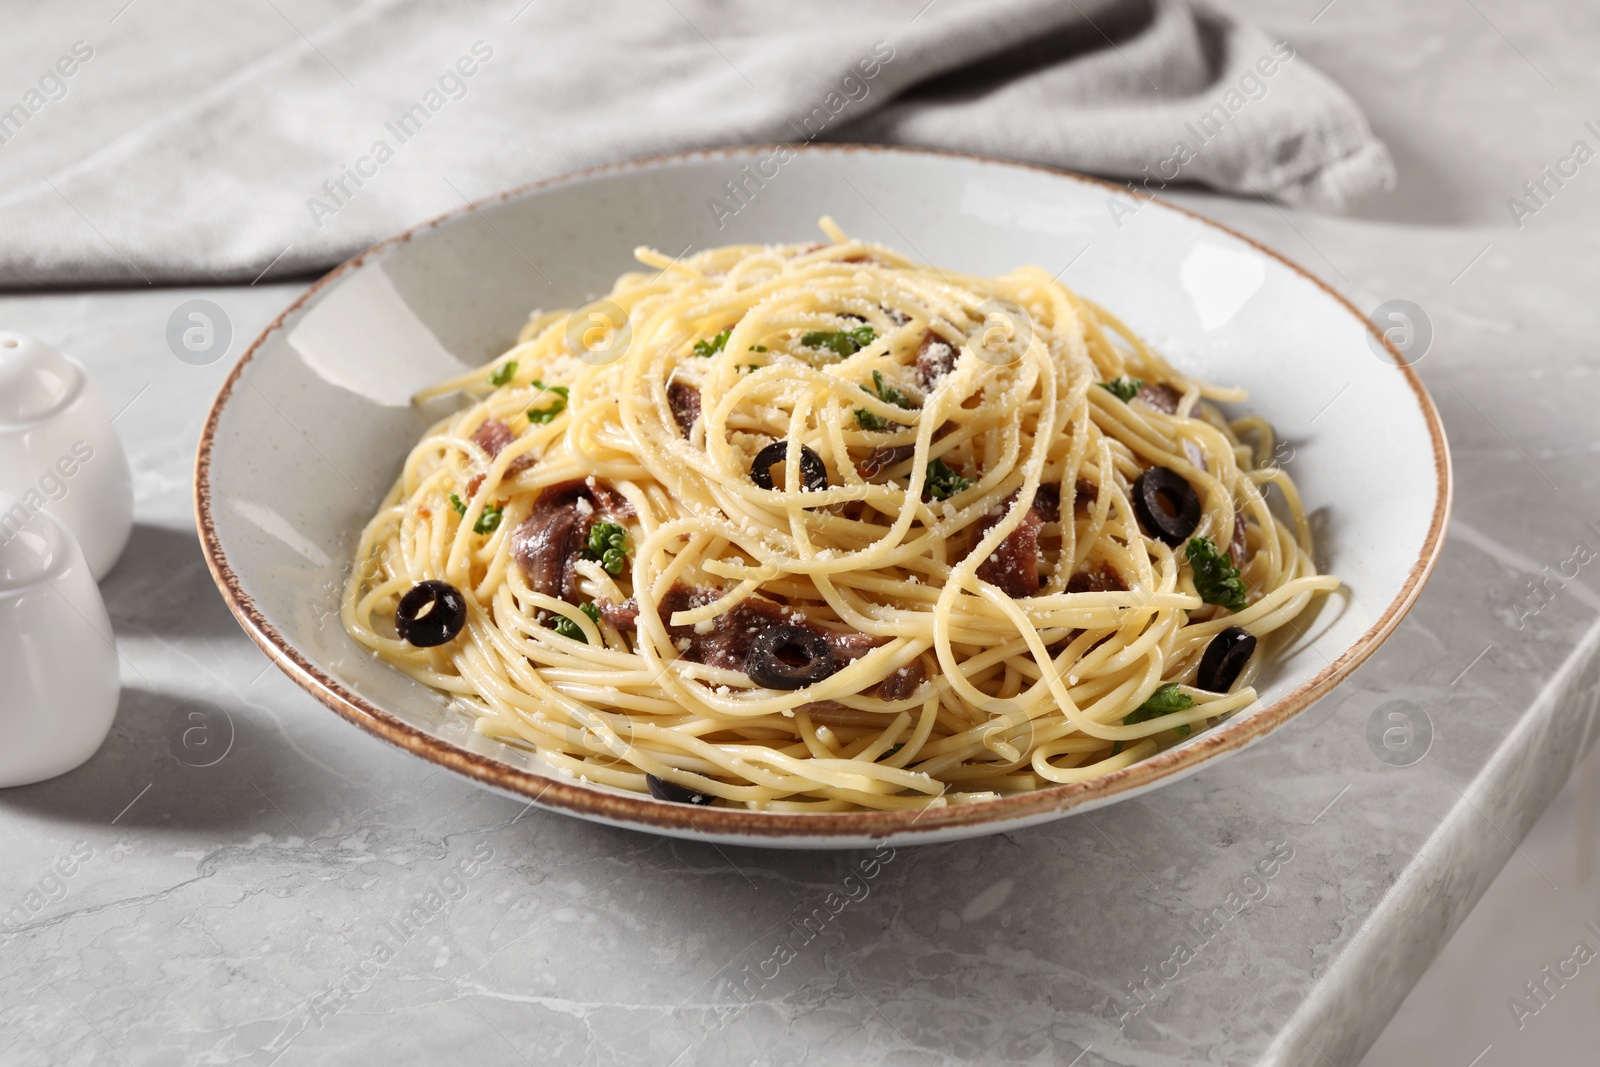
[0,332,134,581]
[0,492,120,787]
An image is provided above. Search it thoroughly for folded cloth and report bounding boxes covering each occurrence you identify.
[0,0,1392,287]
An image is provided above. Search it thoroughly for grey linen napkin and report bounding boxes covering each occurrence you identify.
[0,0,1392,287]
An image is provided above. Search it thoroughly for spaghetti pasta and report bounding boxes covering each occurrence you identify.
[342,220,1338,812]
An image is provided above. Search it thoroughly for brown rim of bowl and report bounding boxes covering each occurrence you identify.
[194,143,1452,841]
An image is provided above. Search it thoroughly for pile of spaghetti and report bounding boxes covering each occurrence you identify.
[343,220,1337,812]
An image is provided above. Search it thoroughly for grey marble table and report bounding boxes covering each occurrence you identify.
[3,2,1597,1065]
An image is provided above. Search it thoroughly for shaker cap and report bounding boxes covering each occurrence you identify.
[0,492,65,590]
[0,333,81,425]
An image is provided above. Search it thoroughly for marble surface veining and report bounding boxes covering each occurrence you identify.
[4,0,1600,1063]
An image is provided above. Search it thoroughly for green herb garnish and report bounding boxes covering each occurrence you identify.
[749,345,768,353]
[923,458,972,501]
[1186,535,1248,613]
[473,503,504,536]
[451,492,503,535]
[855,370,912,430]
[877,743,905,762]
[801,324,876,357]
[527,380,569,424]
[583,521,628,576]
[1123,682,1194,738]
[489,360,518,387]
[694,329,732,358]
[552,602,602,643]
[1098,376,1144,403]
[1125,683,1194,722]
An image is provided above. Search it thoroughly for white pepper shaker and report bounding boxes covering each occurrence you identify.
[0,491,121,787]
[0,332,134,581]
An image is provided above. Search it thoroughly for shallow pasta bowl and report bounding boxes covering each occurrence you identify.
[195,145,1450,848]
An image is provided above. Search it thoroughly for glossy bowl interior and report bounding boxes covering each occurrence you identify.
[196,146,1450,848]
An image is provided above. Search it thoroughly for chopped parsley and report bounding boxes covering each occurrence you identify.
[801,324,876,357]
[449,493,502,534]
[1125,683,1194,722]
[527,380,569,424]
[583,521,628,576]
[924,458,972,501]
[749,344,768,353]
[552,601,602,642]
[694,329,732,358]
[855,370,912,430]
[1098,376,1144,403]
[877,743,905,762]
[1122,682,1195,739]
[488,360,518,387]
[1186,535,1248,613]
[473,503,504,536]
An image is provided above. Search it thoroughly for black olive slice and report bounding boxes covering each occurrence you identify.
[645,773,714,806]
[1198,626,1257,692]
[1133,466,1201,546]
[746,624,837,690]
[396,580,467,647]
[750,441,829,493]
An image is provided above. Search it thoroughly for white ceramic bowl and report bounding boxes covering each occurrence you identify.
[196,147,1450,848]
